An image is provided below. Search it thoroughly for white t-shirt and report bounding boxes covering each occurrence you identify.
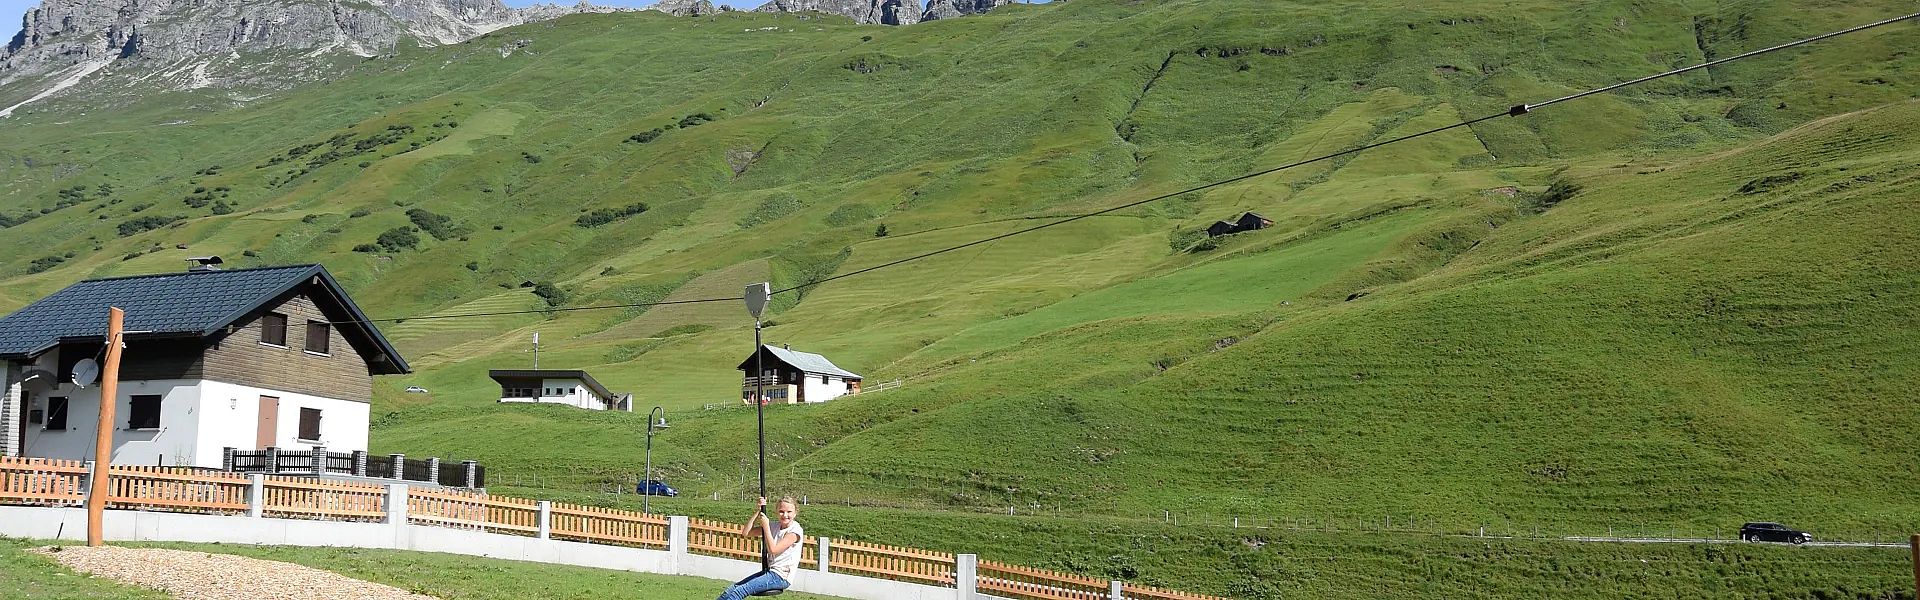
[769,521,805,579]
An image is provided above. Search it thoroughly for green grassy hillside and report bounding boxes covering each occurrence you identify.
[3,1,1919,597]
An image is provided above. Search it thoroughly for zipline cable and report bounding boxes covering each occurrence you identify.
[342,11,1917,323]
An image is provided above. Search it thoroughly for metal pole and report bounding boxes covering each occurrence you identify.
[86,307,124,547]
[645,405,663,515]
[754,319,769,570]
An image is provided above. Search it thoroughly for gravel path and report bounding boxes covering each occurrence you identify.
[32,546,441,600]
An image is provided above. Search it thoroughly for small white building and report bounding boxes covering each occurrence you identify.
[0,263,409,467]
[489,369,631,411]
[737,344,862,404]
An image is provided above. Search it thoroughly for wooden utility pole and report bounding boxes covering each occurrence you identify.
[85,307,124,547]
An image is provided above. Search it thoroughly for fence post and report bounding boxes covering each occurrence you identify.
[669,515,690,556]
[817,536,832,573]
[248,474,265,518]
[386,483,409,526]
[311,446,327,475]
[222,447,235,471]
[955,554,977,600]
[265,447,279,474]
[353,450,367,477]
[536,501,551,539]
[462,460,478,488]
[426,457,440,483]
[390,454,405,480]
[1109,580,1123,600]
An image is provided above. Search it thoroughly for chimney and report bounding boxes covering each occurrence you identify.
[186,256,224,272]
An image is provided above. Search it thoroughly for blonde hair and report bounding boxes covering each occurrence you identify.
[777,496,798,509]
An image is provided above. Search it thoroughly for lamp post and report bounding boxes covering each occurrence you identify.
[744,282,771,570]
[643,406,668,514]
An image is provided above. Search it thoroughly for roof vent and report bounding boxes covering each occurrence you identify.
[186,256,224,272]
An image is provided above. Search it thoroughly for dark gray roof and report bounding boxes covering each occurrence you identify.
[488,369,617,400]
[737,345,862,379]
[0,264,408,374]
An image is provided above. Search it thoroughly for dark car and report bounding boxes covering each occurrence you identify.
[1740,522,1811,544]
[636,479,678,497]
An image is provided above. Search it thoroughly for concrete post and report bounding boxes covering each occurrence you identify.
[462,460,478,488]
[0,362,19,458]
[426,457,440,483]
[955,554,978,600]
[248,474,265,518]
[817,536,832,573]
[668,516,690,556]
[385,483,409,525]
[1108,580,1123,600]
[352,450,367,476]
[221,447,235,471]
[390,454,405,480]
[537,501,552,539]
[311,446,327,475]
[265,447,279,474]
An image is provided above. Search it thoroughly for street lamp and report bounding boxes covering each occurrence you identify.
[644,406,669,514]
[744,282,771,571]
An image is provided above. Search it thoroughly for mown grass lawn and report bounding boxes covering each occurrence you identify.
[0,538,844,600]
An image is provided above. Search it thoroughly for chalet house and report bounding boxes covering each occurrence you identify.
[489,369,632,411]
[0,263,408,468]
[737,344,862,404]
[1205,212,1276,237]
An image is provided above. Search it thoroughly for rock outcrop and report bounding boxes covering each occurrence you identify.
[651,0,717,17]
[754,0,1015,26]
[1,0,614,83]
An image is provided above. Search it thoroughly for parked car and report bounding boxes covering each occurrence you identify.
[404,386,430,393]
[636,479,678,497]
[1740,522,1811,544]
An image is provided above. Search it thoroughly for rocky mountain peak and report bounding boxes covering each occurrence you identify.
[754,0,1017,26]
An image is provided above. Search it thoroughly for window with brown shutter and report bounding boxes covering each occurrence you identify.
[305,321,330,354]
[261,313,288,346]
[298,408,322,441]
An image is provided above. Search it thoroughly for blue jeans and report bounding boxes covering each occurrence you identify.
[716,570,789,600]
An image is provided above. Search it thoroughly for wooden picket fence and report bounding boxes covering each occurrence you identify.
[407,487,539,535]
[261,477,387,521]
[0,457,86,506]
[548,502,669,549]
[105,466,249,514]
[0,458,1226,600]
[831,538,954,586]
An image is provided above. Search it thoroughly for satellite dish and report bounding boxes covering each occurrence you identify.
[72,358,100,388]
[744,282,770,320]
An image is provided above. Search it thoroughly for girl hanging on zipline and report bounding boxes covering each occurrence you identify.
[716,496,805,600]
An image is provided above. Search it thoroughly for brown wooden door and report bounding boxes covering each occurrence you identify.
[256,396,279,449]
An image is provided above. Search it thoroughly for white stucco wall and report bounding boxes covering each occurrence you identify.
[802,375,855,403]
[498,377,614,410]
[16,376,368,468]
[19,378,205,467]
[193,380,370,459]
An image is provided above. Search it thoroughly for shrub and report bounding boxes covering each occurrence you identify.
[874,224,890,237]
[352,244,380,253]
[406,208,468,240]
[241,250,259,257]
[626,128,665,144]
[301,214,321,223]
[1524,179,1583,214]
[374,227,420,252]
[531,282,569,307]
[117,215,182,236]
[677,113,716,128]
[27,255,65,273]
[465,262,480,271]
[521,152,543,164]
[575,203,650,228]
[210,201,234,215]
[349,208,372,218]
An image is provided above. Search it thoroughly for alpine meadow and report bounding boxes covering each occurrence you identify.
[3,0,1919,597]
